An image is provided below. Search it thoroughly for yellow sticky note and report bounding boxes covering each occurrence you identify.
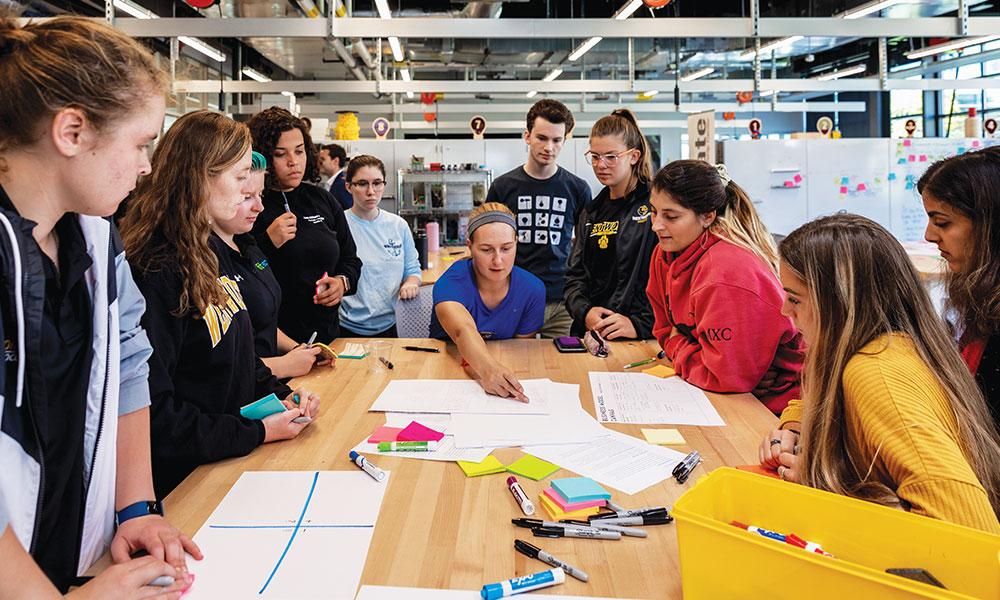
[457,455,507,477]
[507,454,560,481]
[641,428,686,445]
[643,364,676,378]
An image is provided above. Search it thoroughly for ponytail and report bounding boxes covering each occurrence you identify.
[593,109,652,183]
[716,180,780,273]
[652,159,778,272]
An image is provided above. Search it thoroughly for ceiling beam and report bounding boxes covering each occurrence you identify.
[294,101,868,114]
[174,77,1000,95]
[35,16,999,39]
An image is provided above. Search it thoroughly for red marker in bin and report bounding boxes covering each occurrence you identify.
[730,521,834,558]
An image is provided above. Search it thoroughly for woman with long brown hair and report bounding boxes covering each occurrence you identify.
[918,147,1000,432]
[761,214,1000,533]
[564,109,657,340]
[122,111,320,499]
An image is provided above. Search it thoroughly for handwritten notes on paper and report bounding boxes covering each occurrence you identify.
[590,372,725,426]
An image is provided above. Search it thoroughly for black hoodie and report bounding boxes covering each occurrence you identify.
[133,234,291,498]
[564,181,657,339]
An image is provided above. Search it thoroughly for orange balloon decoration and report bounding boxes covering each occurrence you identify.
[736,91,753,104]
[643,0,673,7]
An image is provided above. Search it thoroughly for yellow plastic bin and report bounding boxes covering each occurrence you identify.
[672,467,1000,599]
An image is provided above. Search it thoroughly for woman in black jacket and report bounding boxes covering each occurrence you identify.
[248,108,362,344]
[564,109,657,340]
[121,111,320,498]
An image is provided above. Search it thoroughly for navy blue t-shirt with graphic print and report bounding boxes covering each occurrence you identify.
[486,166,591,303]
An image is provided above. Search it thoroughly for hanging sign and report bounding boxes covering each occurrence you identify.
[748,118,763,140]
[904,119,917,137]
[372,117,391,140]
[687,110,716,163]
[470,115,488,139]
[816,116,833,137]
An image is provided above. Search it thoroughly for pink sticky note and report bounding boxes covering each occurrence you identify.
[784,180,794,188]
[908,155,916,162]
[368,426,403,443]
[397,421,445,442]
[919,155,927,162]
[857,183,867,192]
[903,139,912,147]
[793,174,802,183]
[973,140,981,147]
[839,186,848,194]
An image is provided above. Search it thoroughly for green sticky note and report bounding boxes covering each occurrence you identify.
[457,455,507,477]
[641,428,686,445]
[506,454,560,481]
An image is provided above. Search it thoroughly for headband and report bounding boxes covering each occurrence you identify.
[467,210,517,239]
[251,151,268,171]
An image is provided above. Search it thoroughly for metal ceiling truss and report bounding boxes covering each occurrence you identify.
[294,101,868,114]
[77,16,1000,39]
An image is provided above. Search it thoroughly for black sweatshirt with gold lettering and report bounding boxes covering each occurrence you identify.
[564,181,656,339]
[132,233,291,498]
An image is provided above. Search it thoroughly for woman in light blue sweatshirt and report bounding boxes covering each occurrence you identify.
[340,155,422,337]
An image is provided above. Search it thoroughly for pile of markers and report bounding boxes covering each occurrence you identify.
[673,450,701,484]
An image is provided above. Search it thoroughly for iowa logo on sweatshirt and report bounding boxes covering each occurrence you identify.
[202,276,249,348]
[590,221,619,250]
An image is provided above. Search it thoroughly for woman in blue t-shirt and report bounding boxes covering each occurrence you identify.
[430,203,545,401]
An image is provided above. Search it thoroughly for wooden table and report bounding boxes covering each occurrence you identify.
[421,248,470,285]
[161,338,776,599]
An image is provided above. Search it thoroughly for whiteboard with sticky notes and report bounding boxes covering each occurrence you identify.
[723,138,1000,242]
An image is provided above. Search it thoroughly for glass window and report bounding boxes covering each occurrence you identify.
[891,89,923,118]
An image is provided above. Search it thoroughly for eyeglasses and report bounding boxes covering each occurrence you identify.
[583,149,635,166]
[349,179,386,189]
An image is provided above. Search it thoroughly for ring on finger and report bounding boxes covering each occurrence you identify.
[769,439,782,446]
[777,465,787,480]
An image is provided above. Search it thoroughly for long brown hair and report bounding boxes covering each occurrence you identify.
[590,109,652,184]
[781,214,1000,515]
[247,107,321,189]
[0,16,167,167]
[917,146,1000,341]
[652,160,779,272]
[122,110,252,316]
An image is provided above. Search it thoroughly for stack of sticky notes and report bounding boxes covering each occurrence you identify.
[339,342,369,359]
[457,456,507,477]
[539,477,611,520]
[506,454,560,481]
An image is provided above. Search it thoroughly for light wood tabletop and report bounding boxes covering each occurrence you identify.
[160,338,777,599]
[421,248,470,285]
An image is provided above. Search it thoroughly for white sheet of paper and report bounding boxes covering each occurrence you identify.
[523,430,687,495]
[352,434,495,463]
[449,383,610,448]
[590,372,725,426]
[382,412,451,432]
[369,379,552,414]
[355,586,633,600]
[187,471,388,600]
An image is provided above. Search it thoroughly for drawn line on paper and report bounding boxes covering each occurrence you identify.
[258,471,319,595]
[210,524,373,529]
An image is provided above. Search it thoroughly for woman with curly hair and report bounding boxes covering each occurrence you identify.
[247,107,362,344]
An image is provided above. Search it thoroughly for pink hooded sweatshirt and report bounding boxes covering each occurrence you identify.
[646,231,804,414]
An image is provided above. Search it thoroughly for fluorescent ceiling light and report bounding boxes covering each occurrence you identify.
[281,90,295,97]
[542,69,563,82]
[905,35,1000,60]
[374,0,392,19]
[614,0,643,20]
[842,0,903,19]
[759,90,776,97]
[681,67,715,82]
[814,63,867,80]
[739,35,804,60]
[113,0,154,18]
[400,68,411,81]
[568,36,603,61]
[178,36,226,63]
[388,36,405,62]
[640,90,659,98]
[406,91,414,99]
[241,67,271,82]
[526,90,538,98]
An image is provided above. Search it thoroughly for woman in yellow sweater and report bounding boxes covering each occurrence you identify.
[759,214,1000,533]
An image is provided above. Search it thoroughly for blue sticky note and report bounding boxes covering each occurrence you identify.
[240,393,285,420]
[898,158,907,164]
[840,176,850,185]
[551,477,612,503]
[905,182,914,190]
[888,172,897,181]
[958,147,966,154]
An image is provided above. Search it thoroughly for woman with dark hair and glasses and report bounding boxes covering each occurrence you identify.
[339,155,422,338]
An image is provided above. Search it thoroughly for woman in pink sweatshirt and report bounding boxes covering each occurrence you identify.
[645,160,804,414]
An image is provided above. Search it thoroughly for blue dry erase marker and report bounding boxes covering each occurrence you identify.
[349,451,386,482]
[480,568,565,599]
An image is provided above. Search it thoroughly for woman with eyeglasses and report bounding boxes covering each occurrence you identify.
[339,155,422,338]
[564,109,658,340]
[247,107,362,345]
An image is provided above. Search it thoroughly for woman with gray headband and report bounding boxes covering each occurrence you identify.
[429,203,546,401]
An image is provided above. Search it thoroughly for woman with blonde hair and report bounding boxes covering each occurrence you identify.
[564,109,657,340]
[431,202,545,402]
[761,214,1000,533]
[122,111,319,498]
[645,160,804,414]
